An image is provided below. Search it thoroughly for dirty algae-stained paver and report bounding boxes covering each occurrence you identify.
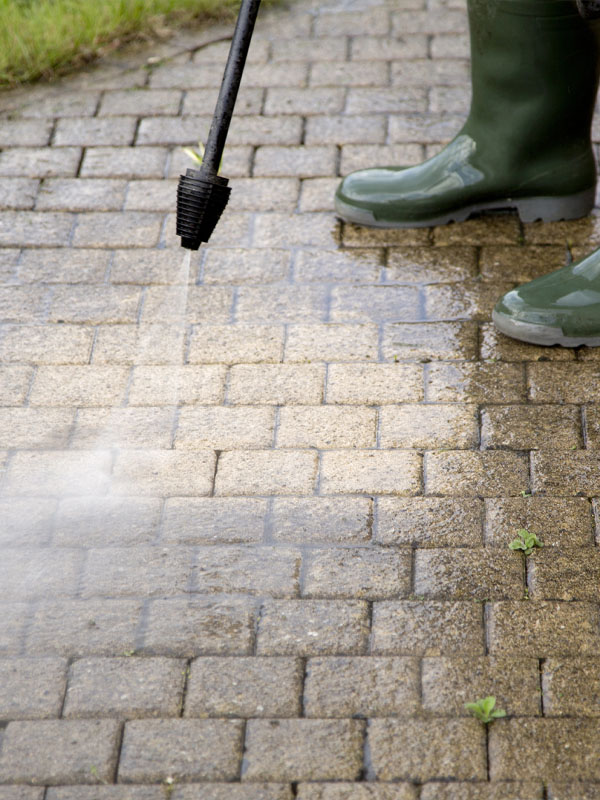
[1,0,600,795]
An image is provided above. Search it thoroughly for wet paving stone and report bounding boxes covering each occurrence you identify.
[257,600,369,656]
[376,497,484,547]
[527,362,600,403]
[480,404,582,450]
[172,786,293,800]
[142,597,257,657]
[215,451,318,496]
[489,719,600,781]
[0,658,68,719]
[542,658,600,717]
[53,497,161,547]
[270,497,372,545]
[382,321,479,361]
[25,599,143,658]
[484,496,595,548]
[162,498,267,545]
[531,451,600,496]
[487,602,600,657]
[0,604,29,657]
[0,497,57,547]
[433,216,520,247]
[228,364,325,405]
[0,366,34,407]
[547,786,600,800]
[479,244,566,283]
[242,719,365,781]
[296,785,417,800]
[62,657,185,719]
[0,548,84,601]
[368,718,487,782]
[414,548,524,600]
[285,323,379,363]
[528,549,600,601]
[425,451,529,497]
[304,656,419,718]
[81,547,193,599]
[46,789,163,800]
[420,784,544,800]
[0,789,46,800]
[185,657,302,718]
[385,245,477,284]
[0,719,121,784]
[302,546,411,599]
[424,280,512,322]
[118,719,243,782]
[193,546,301,598]
[371,601,484,656]
[422,656,541,717]
[426,361,526,403]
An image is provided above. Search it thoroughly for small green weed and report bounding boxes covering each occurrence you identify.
[519,490,532,498]
[182,140,207,167]
[182,140,223,172]
[89,765,108,784]
[509,528,543,556]
[465,696,506,724]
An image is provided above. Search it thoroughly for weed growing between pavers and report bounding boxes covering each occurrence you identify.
[465,696,507,725]
[509,529,544,556]
[183,140,224,174]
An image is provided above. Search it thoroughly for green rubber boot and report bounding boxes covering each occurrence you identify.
[335,0,600,228]
[493,247,600,347]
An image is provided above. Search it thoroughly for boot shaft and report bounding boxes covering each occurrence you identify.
[465,0,600,192]
[577,0,600,18]
[335,0,600,227]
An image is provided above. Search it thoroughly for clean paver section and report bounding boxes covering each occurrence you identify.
[0,0,599,794]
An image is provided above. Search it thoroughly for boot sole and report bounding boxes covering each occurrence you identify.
[492,308,600,348]
[335,187,596,228]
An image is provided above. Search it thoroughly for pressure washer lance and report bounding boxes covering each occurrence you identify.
[176,0,262,250]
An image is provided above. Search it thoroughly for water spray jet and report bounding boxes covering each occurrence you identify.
[176,0,262,250]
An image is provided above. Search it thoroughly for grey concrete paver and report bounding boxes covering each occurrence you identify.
[62,657,186,718]
[117,719,243,782]
[242,719,365,781]
[0,719,121,784]
[0,0,599,794]
[0,658,68,719]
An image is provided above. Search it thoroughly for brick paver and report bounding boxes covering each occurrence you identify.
[1,0,599,793]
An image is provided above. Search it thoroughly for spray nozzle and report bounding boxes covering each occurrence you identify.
[175,0,261,250]
[176,167,231,251]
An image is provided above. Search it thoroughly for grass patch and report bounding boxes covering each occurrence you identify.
[0,0,270,88]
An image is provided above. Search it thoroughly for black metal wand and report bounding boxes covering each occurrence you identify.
[176,0,262,250]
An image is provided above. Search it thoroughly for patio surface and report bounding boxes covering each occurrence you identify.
[1,0,600,796]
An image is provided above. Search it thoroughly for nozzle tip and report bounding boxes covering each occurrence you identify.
[181,237,201,251]
[176,170,231,250]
